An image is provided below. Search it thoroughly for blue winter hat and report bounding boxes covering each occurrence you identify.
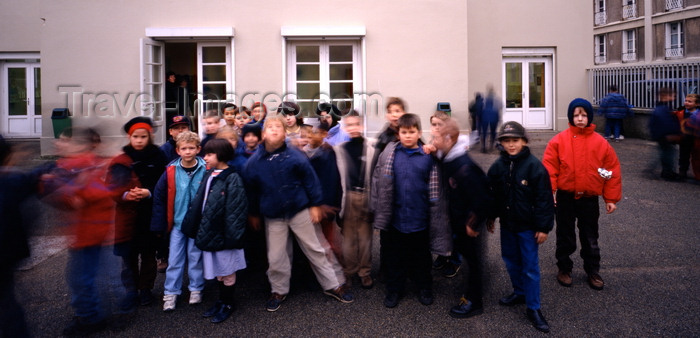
[567,98,594,127]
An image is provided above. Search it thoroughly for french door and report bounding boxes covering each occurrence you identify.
[2,63,41,137]
[502,57,552,129]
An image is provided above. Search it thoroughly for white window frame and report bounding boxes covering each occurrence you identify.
[622,29,637,62]
[595,34,607,64]
[282,26,366,121]
[665,0,683,11]
[666,22,684,58]
[622,0,636,19]
[139,38,166,144]
[595,0,607,25]
[196,41,234,138]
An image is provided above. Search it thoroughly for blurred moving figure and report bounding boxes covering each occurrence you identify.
[40,127,127,336]
[0,135,43,338]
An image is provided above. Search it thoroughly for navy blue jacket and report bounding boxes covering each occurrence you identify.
[649,101,681,142]
[160,138,178,164]
[243,143,323,219]
[307,144,342,208]
[598,93,632,119]
[487,147,554,233]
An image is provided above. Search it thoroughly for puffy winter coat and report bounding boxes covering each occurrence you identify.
[543,124,622,204]
[598,93,632,119]
[487,146,554,233]
[181,167,248,251]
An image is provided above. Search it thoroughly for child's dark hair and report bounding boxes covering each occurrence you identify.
[386,97,406,112]
[222,103,239,114]
[397,113,421,130]
[202,138,235,163]
[277,101,303,126]
[64,127,102,146]
[242,124,262,140]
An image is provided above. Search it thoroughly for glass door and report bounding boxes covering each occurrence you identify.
[3,63,41,137]
[502,57,552,129]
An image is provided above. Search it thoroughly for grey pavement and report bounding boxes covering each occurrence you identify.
[9,133,700,337]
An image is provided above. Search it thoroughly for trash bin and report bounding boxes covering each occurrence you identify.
[51,108,72,138]
[437,102,451,115]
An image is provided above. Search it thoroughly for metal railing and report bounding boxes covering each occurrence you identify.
[595,11,607,25]
[666,0,683,11]
[622,52,637,62]
[623,4,637,19]
[666,47,684,58]
[588,61,700,110]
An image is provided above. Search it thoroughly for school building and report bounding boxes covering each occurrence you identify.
[588,0,700,137]
[3,0,601,155]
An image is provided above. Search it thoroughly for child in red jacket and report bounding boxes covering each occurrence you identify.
[543,98,622,291]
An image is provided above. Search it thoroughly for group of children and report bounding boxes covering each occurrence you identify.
[649,91,700,181]
[21,94,624,335]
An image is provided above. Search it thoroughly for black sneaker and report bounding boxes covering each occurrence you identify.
[449,297,484,318]
[384,292,400,308]
[441,263,461,278]
[211,304,234,324]
[203,301,224,318]
[323,284,354,303]
[418,289,434,306]
[266,293,286,312]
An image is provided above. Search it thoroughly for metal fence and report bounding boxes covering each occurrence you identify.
[587,62,700,110]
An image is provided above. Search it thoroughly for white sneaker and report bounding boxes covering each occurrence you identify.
[618,135,624,140]
[189,291,202,305]
[163,294,177,312]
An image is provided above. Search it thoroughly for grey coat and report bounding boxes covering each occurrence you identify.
[370,141,452,256]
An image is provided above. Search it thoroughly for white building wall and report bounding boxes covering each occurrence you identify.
[467,0,593,131]
[36,0,469,155]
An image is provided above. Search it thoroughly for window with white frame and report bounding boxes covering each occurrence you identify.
[595,0,607,25]
[622,0,636,19]
[286,40,362,116]
[622,29,636,62]
[666,0,683,11]
[666,22,684,58]
[595,34,607,64]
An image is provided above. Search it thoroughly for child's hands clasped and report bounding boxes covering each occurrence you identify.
[125,187,150,201]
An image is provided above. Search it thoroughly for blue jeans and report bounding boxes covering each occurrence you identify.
[67,246,128,321]
[164,227,204,295]
[604,118,623,138]
[67,246,103,322]
[500,229,541,310]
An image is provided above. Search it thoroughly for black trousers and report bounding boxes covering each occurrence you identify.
[679,134,694,174]
[454,233,484,306]
[383,227,432,295]
[555,191,601,275]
